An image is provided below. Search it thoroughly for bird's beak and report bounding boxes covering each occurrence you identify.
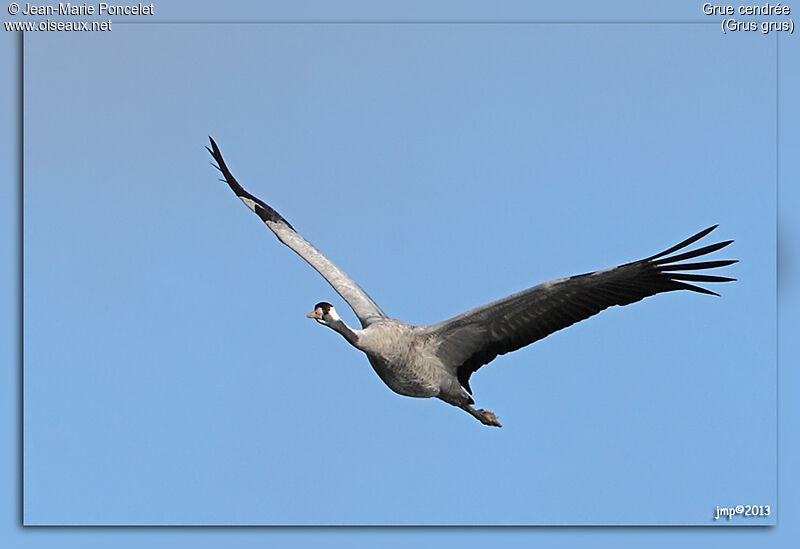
[306,310,319,319]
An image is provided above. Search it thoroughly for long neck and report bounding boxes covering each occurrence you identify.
[328,319,359,347]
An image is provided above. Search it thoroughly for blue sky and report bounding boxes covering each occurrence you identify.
[4,0,800,546]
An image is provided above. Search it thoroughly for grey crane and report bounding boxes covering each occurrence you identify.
[207,137,736,427]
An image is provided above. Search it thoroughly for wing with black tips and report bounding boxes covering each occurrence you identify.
[427,226,736,394]
[207,137,386,327]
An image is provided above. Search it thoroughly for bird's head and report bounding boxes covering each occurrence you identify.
[306,301,340,326]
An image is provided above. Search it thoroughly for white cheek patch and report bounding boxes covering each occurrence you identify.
[239,196,258,213]
[328,307,341,321]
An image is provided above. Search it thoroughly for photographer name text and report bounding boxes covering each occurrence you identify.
[19,2,152,15]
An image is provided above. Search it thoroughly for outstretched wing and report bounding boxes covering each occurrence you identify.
[207,137,386,327]
[426,226,736,394]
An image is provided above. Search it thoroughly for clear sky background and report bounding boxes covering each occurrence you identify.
[23,17,775,525]
[3,0,799,546]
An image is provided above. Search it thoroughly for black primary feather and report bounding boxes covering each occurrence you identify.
[207,137,296,231]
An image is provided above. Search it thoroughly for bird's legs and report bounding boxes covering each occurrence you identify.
[463,404,502,428]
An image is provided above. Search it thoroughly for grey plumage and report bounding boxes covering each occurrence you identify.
[208,137,736,427]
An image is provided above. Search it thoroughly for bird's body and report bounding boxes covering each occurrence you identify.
[207,137,736,427]
[358,321,444,399]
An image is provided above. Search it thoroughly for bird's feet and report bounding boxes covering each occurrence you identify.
[477,409,502,428]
